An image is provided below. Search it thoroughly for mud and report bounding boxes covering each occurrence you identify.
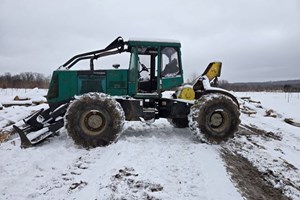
[221,149,290,200]
[241,124,282,141]
[99,167,163,200]
[0,121,16,143]
[0,131,11,143]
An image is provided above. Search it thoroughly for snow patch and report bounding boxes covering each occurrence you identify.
[1,89,300,199]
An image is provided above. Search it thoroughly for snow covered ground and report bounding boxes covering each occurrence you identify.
[0,89,300,200]
[228,92,300,199]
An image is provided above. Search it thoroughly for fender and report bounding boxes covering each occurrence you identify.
[203,89,240,109]
[201,76,240,109]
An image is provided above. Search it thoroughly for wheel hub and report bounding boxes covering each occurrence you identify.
[80,110,106,136]
[86,113,103,129]
[209,111,224,128]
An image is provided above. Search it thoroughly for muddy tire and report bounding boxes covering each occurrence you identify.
[188,93,240,144]
[65,93,125,148]
[168,118,189,128]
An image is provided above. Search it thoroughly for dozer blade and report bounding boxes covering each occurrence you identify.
[24,108,45,129]
[13,103,68,148]
[13,118,64,148]
[13,125,51,148]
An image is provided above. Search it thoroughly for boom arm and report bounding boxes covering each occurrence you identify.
[59,36,127,70]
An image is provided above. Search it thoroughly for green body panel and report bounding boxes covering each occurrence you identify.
[47,70,129,103]
[47,70,78,103]
[106,70,128,95]
[78,74,106,94]
[128,47,138,96]
[157,47,162,93]
[128,82,137,95]
[161,76,184,90]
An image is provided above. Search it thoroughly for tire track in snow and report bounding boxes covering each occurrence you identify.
[1,120,242,200]
[221,125,299,200]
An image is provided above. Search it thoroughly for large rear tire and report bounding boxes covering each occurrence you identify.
[189,93,240,144]
[66,93,125,148]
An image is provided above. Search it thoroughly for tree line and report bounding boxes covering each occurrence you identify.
[1,72,299,92]
[0,72,50,89]
[218,80,300,92]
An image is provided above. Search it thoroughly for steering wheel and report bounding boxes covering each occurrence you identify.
[139,63,149,73]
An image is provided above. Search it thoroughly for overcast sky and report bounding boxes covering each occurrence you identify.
[1,0,299,82]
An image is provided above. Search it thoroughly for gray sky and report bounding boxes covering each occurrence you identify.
[1,0,299,82]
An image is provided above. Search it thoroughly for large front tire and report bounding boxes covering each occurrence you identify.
[66,93,125,148]
[189,93,240,144]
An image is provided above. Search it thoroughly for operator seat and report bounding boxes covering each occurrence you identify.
[161,58,179,77]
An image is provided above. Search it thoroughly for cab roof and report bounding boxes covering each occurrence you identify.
[127,38,181,47]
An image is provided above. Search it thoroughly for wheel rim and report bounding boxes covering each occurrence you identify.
[210,111,223,128]
[80,110,107,136]
[208,109,229,134]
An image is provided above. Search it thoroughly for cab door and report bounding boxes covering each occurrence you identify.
[160,47,184,91]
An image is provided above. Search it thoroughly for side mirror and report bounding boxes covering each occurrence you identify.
[112,64,120,69]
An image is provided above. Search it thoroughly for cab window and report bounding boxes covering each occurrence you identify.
[161,47,180,77]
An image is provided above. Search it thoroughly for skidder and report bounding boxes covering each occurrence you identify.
[14,37,240,148]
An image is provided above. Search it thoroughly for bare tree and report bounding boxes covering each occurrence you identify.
[0,72,50,89]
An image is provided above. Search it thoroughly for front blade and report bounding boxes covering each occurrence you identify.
[13,125,52,148]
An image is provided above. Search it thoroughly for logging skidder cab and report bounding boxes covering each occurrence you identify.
[13,37,240,148]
